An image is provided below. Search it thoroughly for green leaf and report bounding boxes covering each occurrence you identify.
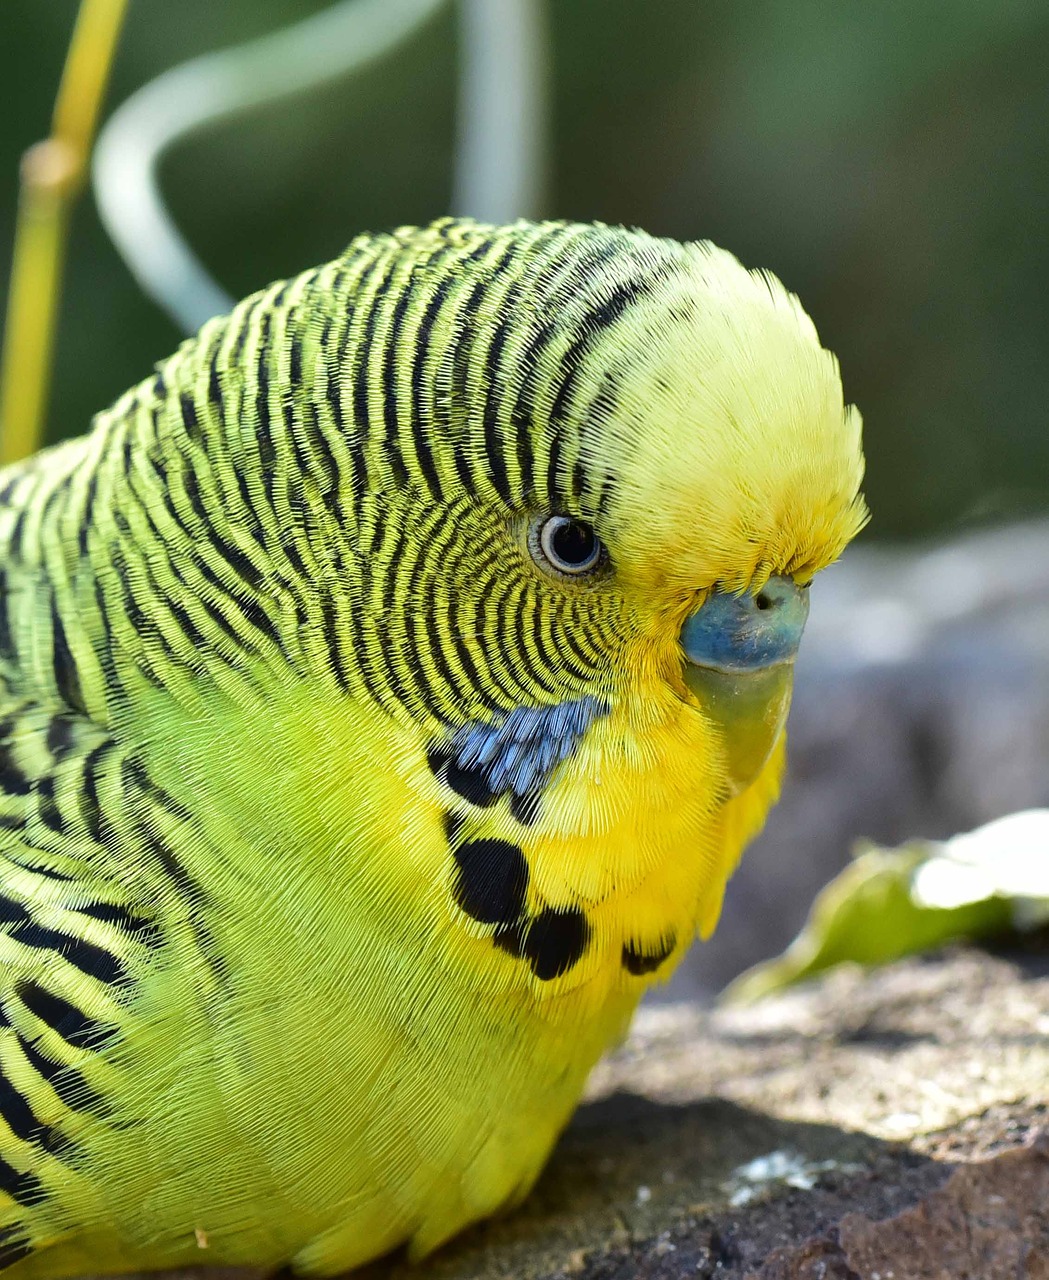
[722,809,1049,1006]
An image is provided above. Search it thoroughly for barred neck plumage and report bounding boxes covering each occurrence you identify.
[0,220,689,731]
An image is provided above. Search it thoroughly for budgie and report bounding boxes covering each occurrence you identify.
[0,218,866,1276]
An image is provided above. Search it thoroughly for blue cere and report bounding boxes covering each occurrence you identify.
[451,696,609,798]
[680,576,809,673]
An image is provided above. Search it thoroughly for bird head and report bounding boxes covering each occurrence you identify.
[309,219,866,815]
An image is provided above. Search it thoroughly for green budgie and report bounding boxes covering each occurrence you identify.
[0,219,865,1275]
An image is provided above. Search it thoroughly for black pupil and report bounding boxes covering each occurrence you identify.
[551,519,597,567]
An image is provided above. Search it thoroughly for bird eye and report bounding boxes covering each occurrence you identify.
[532,515,604,576]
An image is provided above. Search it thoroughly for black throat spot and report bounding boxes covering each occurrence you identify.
[452,838,530,927]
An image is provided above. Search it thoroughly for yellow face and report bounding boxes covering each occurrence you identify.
[585,256,867,597]
[562,246,867,789]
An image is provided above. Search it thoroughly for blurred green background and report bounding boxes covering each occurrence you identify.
[2,0,1048,538]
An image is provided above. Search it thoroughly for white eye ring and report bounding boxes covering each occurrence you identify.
[533,515,604,576]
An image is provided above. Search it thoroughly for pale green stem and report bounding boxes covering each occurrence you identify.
[93,0,549,336]
[92,0,448,334]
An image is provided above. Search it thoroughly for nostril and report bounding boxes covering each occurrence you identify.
[755,592,772,611]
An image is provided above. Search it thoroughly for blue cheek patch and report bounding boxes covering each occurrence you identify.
[681,577,809,673]
[450,696,610,798]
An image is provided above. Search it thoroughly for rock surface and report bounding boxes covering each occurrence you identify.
[362,945,1048,1280]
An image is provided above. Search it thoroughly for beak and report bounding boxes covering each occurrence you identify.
[680,576,809,795]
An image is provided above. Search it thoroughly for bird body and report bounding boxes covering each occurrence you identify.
[0,219,866,1274]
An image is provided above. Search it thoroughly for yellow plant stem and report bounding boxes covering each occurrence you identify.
[0,0,130,466]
